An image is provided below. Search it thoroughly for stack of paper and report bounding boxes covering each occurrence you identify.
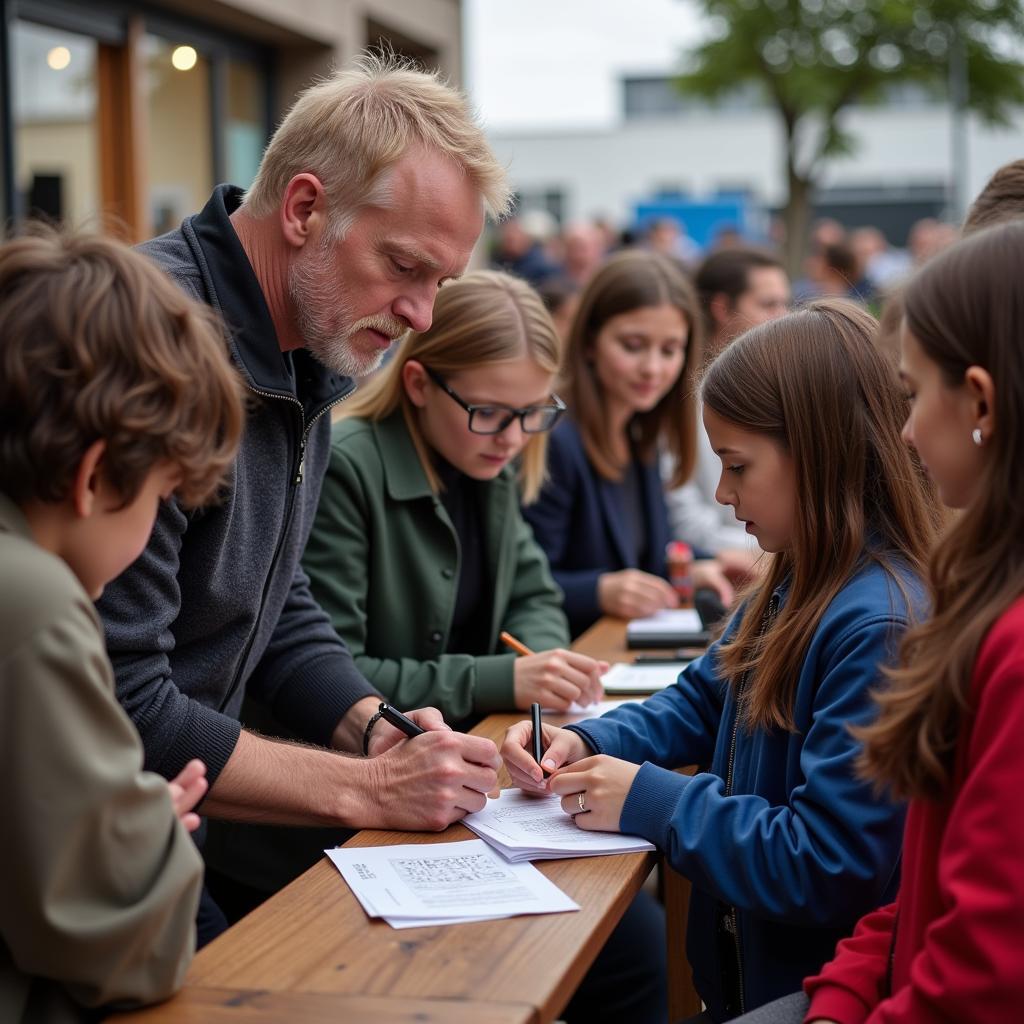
[325,838,579,929]
[625,607,709,648]
[543,698,627,715]
[463,790,655,863]
[601,662,687,694]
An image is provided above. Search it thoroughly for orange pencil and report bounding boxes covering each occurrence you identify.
[499,631,534,657]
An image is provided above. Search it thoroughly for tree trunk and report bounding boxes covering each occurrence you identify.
[781,127,813,282]
[783,176,812,282]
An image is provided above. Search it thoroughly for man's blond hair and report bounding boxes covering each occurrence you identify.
[243,52,510,235]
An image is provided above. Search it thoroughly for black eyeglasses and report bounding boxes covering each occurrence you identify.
[425,367,566,435]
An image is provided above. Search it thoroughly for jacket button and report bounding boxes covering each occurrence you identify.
[441,567,454,579]
[430,630,443,643]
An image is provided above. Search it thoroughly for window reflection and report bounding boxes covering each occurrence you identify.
[12,21,99,224]
[144,34,212,235]
[226,59,265,189]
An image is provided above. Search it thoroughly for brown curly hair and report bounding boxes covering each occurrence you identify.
[0,226,245,508]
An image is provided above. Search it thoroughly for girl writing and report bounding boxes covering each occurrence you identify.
[504,299,939,1020]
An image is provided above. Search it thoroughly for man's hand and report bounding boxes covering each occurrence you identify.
[548,755,640,833]
[167,758,207,833]
[500,720,591,794]
[364,729,502,831]
[366,705,450,757]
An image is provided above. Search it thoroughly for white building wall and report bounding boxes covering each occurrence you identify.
[488,105,1024,226]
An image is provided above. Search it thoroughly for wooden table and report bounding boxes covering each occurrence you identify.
[112,988,537,1024]
[109,617,700,1023]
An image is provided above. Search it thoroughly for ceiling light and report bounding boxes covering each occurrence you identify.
[171,45,198,71]
[47,46,71,70]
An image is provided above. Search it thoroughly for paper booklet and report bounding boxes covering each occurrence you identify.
[543,698,627,715]
[463,790,655,863]
[601,662,686,694]
[625,607,710,648]
[325,838,579,930]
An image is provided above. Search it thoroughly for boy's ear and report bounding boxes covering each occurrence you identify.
[964,365,996,441]
[402,359,430,408]
[70,439,108,519]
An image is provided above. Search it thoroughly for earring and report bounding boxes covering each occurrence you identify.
[972,428,984,447]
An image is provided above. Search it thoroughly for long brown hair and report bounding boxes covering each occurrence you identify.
[338,270,560,503]
[703,299,939,732]
[562,250,702,487]
[859,221,1024,799]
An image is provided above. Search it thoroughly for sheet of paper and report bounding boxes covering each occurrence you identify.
[325,839,579,927]
[625,607,703,637]
[463,790,655,862]
[601,662,686,694]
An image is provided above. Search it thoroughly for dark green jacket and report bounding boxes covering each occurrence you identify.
[303,412,570,721]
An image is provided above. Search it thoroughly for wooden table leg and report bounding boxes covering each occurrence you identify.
[664,863,702,1021]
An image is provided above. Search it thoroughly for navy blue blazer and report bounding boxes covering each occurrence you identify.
[524,417,669,637]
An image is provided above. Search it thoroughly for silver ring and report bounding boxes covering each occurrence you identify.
[577,791,586,814]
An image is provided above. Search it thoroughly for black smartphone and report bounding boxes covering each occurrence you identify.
[694,587,728,630]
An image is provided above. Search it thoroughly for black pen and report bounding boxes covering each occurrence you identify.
[530,701,548,777]
[633,651,698,664]
[378,701,426,739]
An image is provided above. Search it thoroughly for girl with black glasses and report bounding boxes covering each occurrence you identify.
[303,269,607,723]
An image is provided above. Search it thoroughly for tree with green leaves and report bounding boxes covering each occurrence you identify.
[676,0,1024,274]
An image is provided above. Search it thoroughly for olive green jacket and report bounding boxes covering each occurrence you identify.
[0,494,202,1023]
[303,412,570,721]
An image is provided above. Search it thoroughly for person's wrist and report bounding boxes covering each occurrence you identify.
[326,750,378,829]
[362,706,384,756]
[331,695,381,751]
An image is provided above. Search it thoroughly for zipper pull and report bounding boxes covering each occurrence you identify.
[295,437,306,485]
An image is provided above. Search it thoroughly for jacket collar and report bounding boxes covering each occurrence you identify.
[0,491,33,540]
[375,411,437,501]
[596,475,633,567]
[185,184,353,411]
[373,411,517,508]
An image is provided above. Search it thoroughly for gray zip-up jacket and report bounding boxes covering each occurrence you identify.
[97,185,377,786]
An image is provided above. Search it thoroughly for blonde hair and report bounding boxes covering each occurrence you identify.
[243,52,511,235]
[339,270,560,502]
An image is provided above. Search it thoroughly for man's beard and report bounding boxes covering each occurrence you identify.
[288,242,403,378]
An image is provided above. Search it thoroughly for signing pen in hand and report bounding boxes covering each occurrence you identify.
[378,701,426,739]
[501,633,549,779]
[530,701,549,779]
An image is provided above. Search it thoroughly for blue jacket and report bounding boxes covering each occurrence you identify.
[524,417,670,636]
[569,560,921,1020]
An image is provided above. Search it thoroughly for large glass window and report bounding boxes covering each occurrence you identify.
[144,34,212,236]
[6,8,270,234]
[226,58,265,189]
[11,20,99,224]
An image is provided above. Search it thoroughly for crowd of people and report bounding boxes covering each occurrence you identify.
[490,201,964,317]
[2,50,1024,1024]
